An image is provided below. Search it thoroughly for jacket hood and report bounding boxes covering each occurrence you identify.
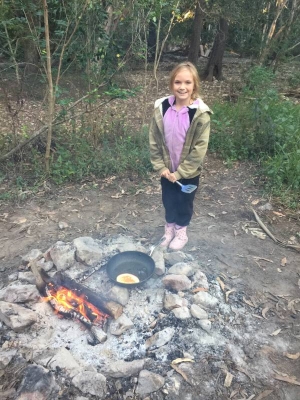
[154,96,212,114]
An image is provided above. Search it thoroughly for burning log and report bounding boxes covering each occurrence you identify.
[39,269,123,321]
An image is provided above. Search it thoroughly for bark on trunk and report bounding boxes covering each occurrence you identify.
[23,38,39,73]
[188,0,205,66]
[203,17,228,81]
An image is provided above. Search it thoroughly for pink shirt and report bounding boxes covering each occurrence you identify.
[163,96,199,172]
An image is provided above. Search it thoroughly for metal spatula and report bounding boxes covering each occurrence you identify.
[176,181,197,193]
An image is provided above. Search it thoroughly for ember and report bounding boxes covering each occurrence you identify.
[45,283,109,326]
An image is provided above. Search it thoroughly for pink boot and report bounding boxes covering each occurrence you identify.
[169,226,188,250]
[160,223,175,247]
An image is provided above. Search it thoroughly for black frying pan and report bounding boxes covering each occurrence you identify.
[106,251,155,287]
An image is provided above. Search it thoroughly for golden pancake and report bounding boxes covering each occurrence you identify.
[116,273,140,284]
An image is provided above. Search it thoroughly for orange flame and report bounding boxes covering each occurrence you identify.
[44,285,108,325]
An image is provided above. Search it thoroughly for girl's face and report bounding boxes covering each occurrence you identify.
[172,68,195,105]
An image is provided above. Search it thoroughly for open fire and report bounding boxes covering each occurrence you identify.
[44,283,109,327]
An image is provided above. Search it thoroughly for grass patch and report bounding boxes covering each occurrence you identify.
[1,119,152,188]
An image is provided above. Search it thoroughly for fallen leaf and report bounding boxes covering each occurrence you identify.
[230,389,239,399]
[217,277,226,292]
[270,328,281,336]
[249,228,266,240]
[171,358,194,365]
[13,217,27,224]
[273,211,285,217]
[287,298,300,314]
[192,287,208,293]
[171,364,192,385]
[274,374,300,385]
[284,352,300,360]
[281,257,287,267]
[225,289,236,303]
[262,306,270,319]
[252,314,264,319]
[256,389,273,400]
[236,366,255,382]
[208,213,216,218]
[224,371,233,387]
[251,199,260,205]
[243,297,255,308]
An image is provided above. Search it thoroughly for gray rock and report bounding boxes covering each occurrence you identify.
[136,370,165,396]
[192,270,209,289]
[15,364,59,400]
[164,293,188,310]
[73,237,105,266]
[152,248,165,276]
[48,347,81,377]
[190,304,208,320]
[197,319,212,332]
[21,249,43,265]
[91,326,107,343]
[0,349,17,369]
[8,273,18,282]
[172,306,191,320]
[58,221,69,230]
[107,285,129,306]
[193,291,219,308]
[0,301,37,332]
[49,241,76,271]
[145,327,175,349]
[64,261,90,281]
[162,274,192,292]
[103,359,145,378]
[0,285,40,303]
[72,371,106,397]
[164,251,189,265]
[258,202,273,211]
[167,262,193,276]
[106,235,146,253]
[18,271,36,284]
[36,258,54,272]
[110,314,134,336]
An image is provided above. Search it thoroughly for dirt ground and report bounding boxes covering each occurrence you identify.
[1,58,300,398]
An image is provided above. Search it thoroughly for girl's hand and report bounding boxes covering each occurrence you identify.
[161,169,171,178]
[167,173,177,183]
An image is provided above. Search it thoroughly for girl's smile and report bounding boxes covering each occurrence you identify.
[172,68,195,107]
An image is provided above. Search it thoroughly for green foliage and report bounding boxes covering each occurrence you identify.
[288,70,300,89]
[210,66,300,207]
[27,121,152,185]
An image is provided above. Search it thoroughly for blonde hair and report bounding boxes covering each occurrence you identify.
[169,62,201,100]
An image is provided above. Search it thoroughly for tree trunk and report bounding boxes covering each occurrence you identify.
[43,0,54,174]
[203,17,228,81]
[259,0,288,65]
[188,0,205,66]
[23,38,39,73]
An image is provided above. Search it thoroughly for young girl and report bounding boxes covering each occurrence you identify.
[149,62,212,250]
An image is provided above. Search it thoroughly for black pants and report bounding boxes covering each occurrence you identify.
[161,175,200,227]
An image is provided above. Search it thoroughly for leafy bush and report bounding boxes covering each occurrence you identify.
[46,124,152,184]
[210,66,300,207]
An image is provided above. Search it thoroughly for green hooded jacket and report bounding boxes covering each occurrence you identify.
[149,96,212,180]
